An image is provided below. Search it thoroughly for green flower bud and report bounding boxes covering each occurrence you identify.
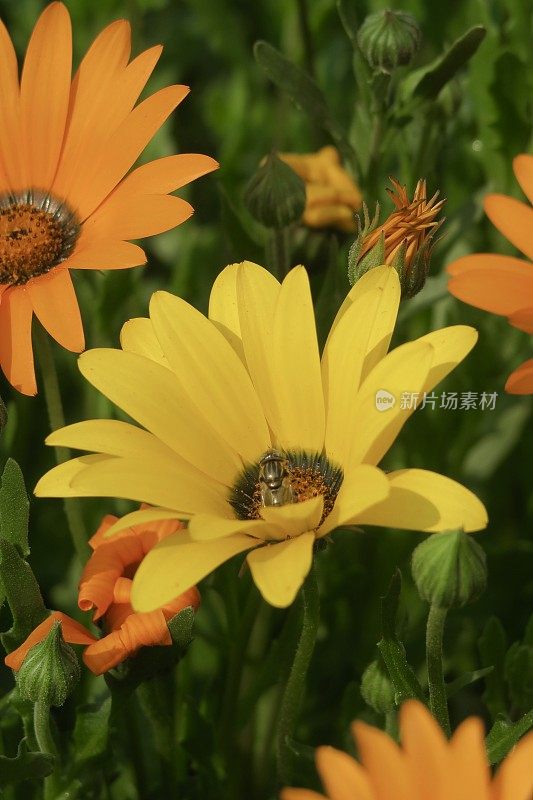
[17,621,80,707]
[412,530,487,610]
[357,10,421,74]
[361,659,395,714]
[244,152,306,229]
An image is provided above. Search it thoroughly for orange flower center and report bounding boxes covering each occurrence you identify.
[0,191,79,286]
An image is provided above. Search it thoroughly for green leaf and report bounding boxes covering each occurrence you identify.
[445,666,493,699]
[377,570,425,704]
[0,459,30,556]
[504,643,533,711]
[401,26,486,102]
[168,606,196,649]
[478,616,508,719]
[0,738,55,787]
[71,697,112,769]
[336,0,359,45]
[0,539,48,654]
[485,710,533,765]
[218,184,264,264]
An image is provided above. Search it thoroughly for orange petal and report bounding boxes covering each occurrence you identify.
[26,269,84,352]
[61,240,146,271]
[162,585,201,617]
[5,611,96,671]
[113,577,133,604]
[505,359,533,395]
[484,194,533,261]
[0,288,36,395]
[94,153,218,203]
[73,84,190,220]
[399,701,449,799]
[352,721,413,800]
[447,253,529,277]
[448,258,533,316]
[492,730,533,800]
[316,746,373,800]
[280,791,327,800]
[88,514,119,548]
[83,609,171,674]
[508,308,533,334]
[0,20,26,190]
[82,194,193,242]
[52,19,131,201]
[448,718,490,800]
[513,154,533,205]
[20,2,72,188]
[79,534,148,619]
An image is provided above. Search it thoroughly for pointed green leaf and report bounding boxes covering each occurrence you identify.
[337,0,359,45]
[445,666,494,699]
[0,539,48,653]
[0,459,30,556]
[71,698,112,768]
[478,616,508,719]
[505,643,533,711]
[486,710,533,765]
[0,738,54,787]
[377,570,425,703]
[168,606,196,649]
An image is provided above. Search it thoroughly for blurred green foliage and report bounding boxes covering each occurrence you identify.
[0,0,531,797]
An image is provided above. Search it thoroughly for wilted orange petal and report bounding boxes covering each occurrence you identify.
[484,194,533,261]
[162,585,201,617]
[26,269,84,352]
[19,2,72,188]
[505,359,533,395]
[513,154,533,205]
[113,577,133,604]
[79,534,147,619]
[5,611,96,671]
[0,288,36,396]
[89,514,120,548]
[82,629,126,675]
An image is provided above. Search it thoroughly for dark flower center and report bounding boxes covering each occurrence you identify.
[0,190,80,286]
[230,450,343,527]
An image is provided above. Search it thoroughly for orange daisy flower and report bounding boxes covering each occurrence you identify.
[448,155,533,394]
[282,700,533,800]
[0,2,218,395]
[4,513,200,676]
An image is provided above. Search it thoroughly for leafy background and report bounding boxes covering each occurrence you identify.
[0,0,531,798]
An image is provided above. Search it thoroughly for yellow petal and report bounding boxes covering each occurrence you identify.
[187,513,275,541]
[259,495,324,537]
[149,290,270,462]
[247,531,315,607]
[415,325,478,394]
[70,455,230,518]
[120,317,170,367]
[318,464,390,536]
[354,469,488,532]
[329,265,400,338]
[208,262,246,363]
[132,531,256,611]
[78,348,240,485]
[35,455,108,497]
[323,268,400,465]
[346,340,434,467]
[315,746,374,800]
[102,506,187,538]
[46,419,173,459]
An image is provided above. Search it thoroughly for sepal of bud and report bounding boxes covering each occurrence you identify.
[412,530,487,610]
[361,659,395,714]
[357,10,421,74]
[17,621,80,707]
[348,202,381,285]
[244,153,306,229]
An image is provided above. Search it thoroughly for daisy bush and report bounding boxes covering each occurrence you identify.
[0,1,531,799]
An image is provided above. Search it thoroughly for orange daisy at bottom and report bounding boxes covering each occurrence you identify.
[4,514,200,676]
[281,701,533,800]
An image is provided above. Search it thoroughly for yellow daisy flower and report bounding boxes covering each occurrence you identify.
[35,262,487,609]
[281,700,533,800]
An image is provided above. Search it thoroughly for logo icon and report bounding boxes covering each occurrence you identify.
[375,389,396,411]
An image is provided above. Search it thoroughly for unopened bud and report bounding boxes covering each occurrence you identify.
[412,530,487,610]
[244,152,306,229]
[357,10,421,74]
[17,621,80,707]
[361,659,395,714]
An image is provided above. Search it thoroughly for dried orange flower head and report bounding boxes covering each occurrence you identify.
[279,146,362,233]
[349,177,445,298]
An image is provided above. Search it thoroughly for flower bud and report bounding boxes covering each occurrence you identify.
[412,530,487,610]
[244,152,306,229]
[361,659,395,714]
[348,178,444,298]
[17,621,80,706]
[357,10,421,74]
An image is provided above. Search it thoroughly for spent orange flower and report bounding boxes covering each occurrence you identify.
[279,146,362,232]
[0,2,217,395]
[4,513,200,676]
[448,155,533,394]
[282,700,533,800]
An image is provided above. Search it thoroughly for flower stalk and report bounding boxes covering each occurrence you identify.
[425,604,451,737]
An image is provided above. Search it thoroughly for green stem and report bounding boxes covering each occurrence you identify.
[426,604,451,737]
[276,566,320,785]
[34,324,90,562]
[33,701,58,800]
[296,0,316,79]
